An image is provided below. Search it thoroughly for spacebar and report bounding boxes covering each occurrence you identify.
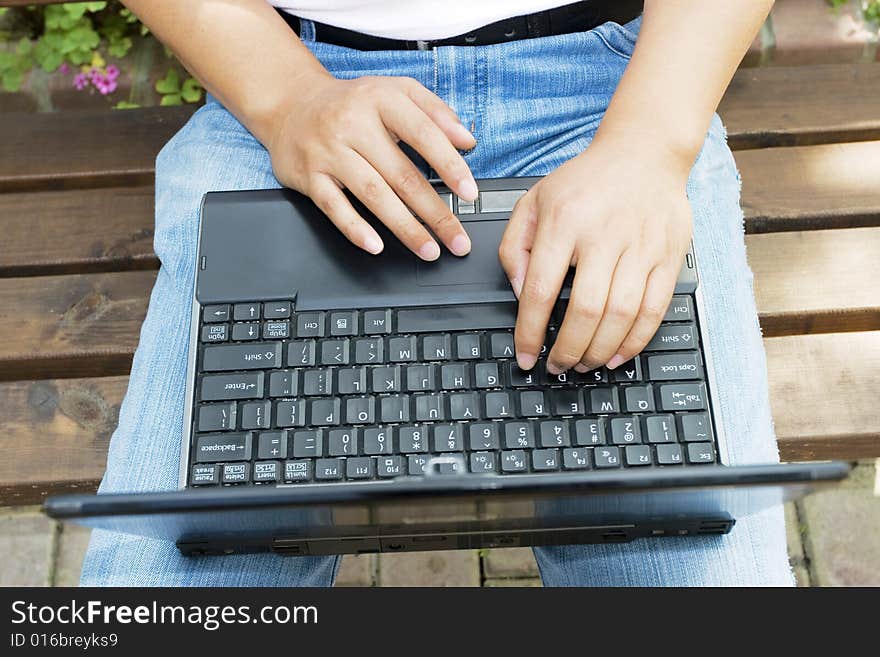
[397,303,518,333]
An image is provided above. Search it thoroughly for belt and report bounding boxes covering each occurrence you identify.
[279,0,643,51]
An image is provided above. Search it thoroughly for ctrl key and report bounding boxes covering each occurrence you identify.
[191,464,219,486]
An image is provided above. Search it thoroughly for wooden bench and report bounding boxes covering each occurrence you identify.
[0,37,878,503]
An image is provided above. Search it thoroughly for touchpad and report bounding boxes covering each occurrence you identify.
[417,220,509,287]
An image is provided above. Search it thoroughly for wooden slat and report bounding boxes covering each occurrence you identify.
[769,331,880,462]
[720,63,880,149]
[0,270,155,381]
[0,186,158,276]
[747,227,880,336]
[3,331,876,505]
[737,140,880,234]
[0,106,196,193]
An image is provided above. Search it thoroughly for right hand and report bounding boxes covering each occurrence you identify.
[265,73,478,260]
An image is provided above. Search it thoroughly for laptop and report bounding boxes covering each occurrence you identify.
[44,177,849,556]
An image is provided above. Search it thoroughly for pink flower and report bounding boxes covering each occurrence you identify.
[106,65,120,80]
[73,73,88,90]
[88,67,100,82]
[93,74,118,95]
[59,63,70,74]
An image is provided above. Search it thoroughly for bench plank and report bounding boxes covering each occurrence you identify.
[3,330,876,505]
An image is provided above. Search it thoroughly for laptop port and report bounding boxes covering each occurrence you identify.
[601,529,630,543]
[272,539,307,556]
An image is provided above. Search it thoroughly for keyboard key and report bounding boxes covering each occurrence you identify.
[469,423,500,450]
[659,383,708,411]
[203,342,282,372]
[508,362,539,387]
[610,417,641,445]
[377,455,404,478]
[398,426,428,453]
[433,424,464,452]
[201,324,228,343]
[656,443,684,465]
[371,366,401,393]
[345,396,375,424]
[328,428,359,456]
[397,303,516,333]
[363,427,393,455]
[346,457,375,479]
[284,459,312,482]
[288,340,316,367]
[231,322,260,341]
[501,450,528,473]
[203,304,230,323]
[292,429,323,457]
[441,363,471,389]
[574,418,606,446]
[222,463,249,484]
[469,452,497,473]
[644,415,677,443]
[519,390,548,417]
[625,445,653,466]
[480,189,526,213]
[562,448,590,470]
[532,448,559,471]
[578,367,608,384]
[263,320,290,339]
[253,461,280,483]
[354,337,384,364]
[422,334,451,360]
[310,398,341,426]
[414,393,445,421]
[337,368,367,394]
[686,442,716,464]
[663,295,693,322]
[456,334,482,359]
[233,303,260,321]
[408,455,429,475]
[593,446,621,468]
[389,336,417,362]
[484,391,513,418]
[195,433,250,463]
[611,359,642,382]
[645,324,698,351]
[380,395,411,423]
[405,364,436,391]
[315,458,343,481]
[647,353,703,381]
[504,422,534,449]
[489,332,515,358]
[197,402,237,432]
[449,392,479,420]
[263,301,291,320]
[269,370,298,397]
[551,389,583,415]
[539,420,570,447]
[437,460,465,475]
[589,387,619,414]
[303,369,332,395]
[240,400,271,430]
[474,362,501,388]
[624,385,655,412]
[363,309,391,334]
[275,399,306,427]
[296,312,325,337]
[329,311,358,336]
[680,412,712,442]
[257,431,287,460]
[200,372,264,401]
[320,339,350,365]
[191,464,219,485]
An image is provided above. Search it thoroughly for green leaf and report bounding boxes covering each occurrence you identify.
[114,100,140,110]
[0,51,14,71]
[155,68,180,94]
[83,2,108,11]
[16,38,33,56]
[180,77,202,103]
[107,35,132,58]
[2,68,23,92]
[34,43,64,72]
[160,93,183,106]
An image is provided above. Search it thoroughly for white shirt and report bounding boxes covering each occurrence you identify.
[268,1,571,41]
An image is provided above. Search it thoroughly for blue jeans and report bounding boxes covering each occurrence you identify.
[81,18,793,586]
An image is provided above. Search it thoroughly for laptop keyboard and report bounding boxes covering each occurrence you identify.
[188,297,718,487]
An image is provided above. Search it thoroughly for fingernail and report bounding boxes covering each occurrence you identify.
[419,241,440,261]
[510,277,523,299]
[454,122,476,144]
[458,177,478,202]
[606,354,625,370]
[450,233,471,256]
[364,235,383,255]
[547,361,563,376]
[573,363,589,373]
[516,352,537,370]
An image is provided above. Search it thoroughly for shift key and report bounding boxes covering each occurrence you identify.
[200,372,264,401]
[203,342,281,371]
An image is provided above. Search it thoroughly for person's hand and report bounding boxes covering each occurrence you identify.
[499,133,693,373]
[265,73,478,260]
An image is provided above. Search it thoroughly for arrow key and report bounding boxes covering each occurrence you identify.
[232,322,260,341]
[203,304,230,323]
[263,301,291,320]
[234,303,261,321]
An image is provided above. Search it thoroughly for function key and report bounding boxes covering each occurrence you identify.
[315,458,343,481]
[263,301,291,320]
[593,446,621,468]
[501,450,528,473]
[201,324,228,343]
[625,445,653,466]
[363,309,391,335]
[233,303,261,321]
[329,311,358,336]
[469,452,497,473]
[562,448,590,470]
[296,312,325,337]
[656,443,684,465]
[346,456,375,480]
[663,295,693,322]
[377,455,404,478]
[532,448,559,471]
[203,304,230,323]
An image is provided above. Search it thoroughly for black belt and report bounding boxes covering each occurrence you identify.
[279,0,643,51]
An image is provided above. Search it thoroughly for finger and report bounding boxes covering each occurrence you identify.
[514,221,573,370]
[401,79,477,151]
[308,174,384,255]
[498,192,538,298]
[580,250,650,369]
[547,248,618,374]
[336,151,440,260]
[379,98,478,201]
[607,264,678,368]
[355,136,471,256]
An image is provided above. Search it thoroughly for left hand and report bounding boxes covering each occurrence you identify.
[499,132,694,374]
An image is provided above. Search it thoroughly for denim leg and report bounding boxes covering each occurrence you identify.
[80,101,337,586]
[532,117,793,586]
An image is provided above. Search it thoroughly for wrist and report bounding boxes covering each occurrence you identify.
[588,124,698,182]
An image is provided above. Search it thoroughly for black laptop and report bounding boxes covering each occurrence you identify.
[44,177,848,556]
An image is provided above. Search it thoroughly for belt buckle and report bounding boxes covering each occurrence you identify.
[415,40,432,51]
